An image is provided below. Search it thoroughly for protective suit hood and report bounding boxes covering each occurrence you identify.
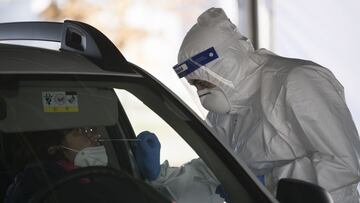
[177,8,265,113]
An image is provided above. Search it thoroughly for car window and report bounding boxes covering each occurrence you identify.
[116,89,199,166]
[116,89,229,202]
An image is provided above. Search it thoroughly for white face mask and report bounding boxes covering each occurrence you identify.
[63,145,108,167]
[197,87,231,114]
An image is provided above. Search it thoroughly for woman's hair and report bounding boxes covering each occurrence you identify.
[11,129,72,172]
[46,129,73,161]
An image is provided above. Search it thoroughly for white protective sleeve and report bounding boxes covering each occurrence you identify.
[284,67,360,202]
[151,159,223,203]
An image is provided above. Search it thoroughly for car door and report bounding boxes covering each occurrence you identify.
[111,66,277,203]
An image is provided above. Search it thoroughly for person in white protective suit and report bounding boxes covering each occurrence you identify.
[154,7,360,203]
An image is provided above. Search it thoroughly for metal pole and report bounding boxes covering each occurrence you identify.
[250,0,259,49]
[237,0,259,49]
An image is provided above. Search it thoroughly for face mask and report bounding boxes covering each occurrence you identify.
[63,145,108,167]
[197,87,231,114]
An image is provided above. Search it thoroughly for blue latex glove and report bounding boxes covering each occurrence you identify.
[132,131,161,181]
[215,185,230,202]
[257,175,265,184]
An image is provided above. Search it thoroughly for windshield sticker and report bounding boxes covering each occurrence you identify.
[42,91,79,112]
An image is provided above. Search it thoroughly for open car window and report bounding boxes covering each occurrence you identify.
[116,89,199,166]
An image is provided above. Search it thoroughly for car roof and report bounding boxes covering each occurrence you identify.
[0,43,112,75]
[0,21,141,77]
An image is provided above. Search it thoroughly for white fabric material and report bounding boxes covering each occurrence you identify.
[74,146,108,167]
[158,8,360,203]
[63,145,108,167]
[153,159,223,203]
[198,87,231,114]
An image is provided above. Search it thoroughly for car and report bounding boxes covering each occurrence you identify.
[0,20,333,203]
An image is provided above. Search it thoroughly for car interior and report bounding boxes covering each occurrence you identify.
[0,80,171,202]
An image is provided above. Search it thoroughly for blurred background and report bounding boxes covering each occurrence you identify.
[1,0,359,167]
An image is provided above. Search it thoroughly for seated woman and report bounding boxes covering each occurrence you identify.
[4,127,106,203]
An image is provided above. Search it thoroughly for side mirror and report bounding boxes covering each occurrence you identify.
[276,178,333,203]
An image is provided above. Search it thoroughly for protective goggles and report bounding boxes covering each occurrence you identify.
[77,127,100,138]
[66,127,102,142]
[173,47,219,78]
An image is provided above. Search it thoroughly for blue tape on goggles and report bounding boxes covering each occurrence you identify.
[173,47,219,78]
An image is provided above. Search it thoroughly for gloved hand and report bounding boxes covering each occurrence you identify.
[132,131,161,181]
[215,185,230,202]
[257,175,265,184]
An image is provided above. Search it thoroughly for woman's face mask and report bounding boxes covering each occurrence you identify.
[63,145,108,167]
[61,127,108,167]
[197,87,231,114]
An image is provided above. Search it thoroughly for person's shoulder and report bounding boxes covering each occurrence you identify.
[286,64,336,85]
[5,161,66,203]
[283,66,324,94]
[287,65,318,78]
[260,53,318,77]
[22,161,67,181]
[285,65,345,102]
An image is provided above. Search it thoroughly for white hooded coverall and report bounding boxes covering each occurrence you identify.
[155,8,360,203]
